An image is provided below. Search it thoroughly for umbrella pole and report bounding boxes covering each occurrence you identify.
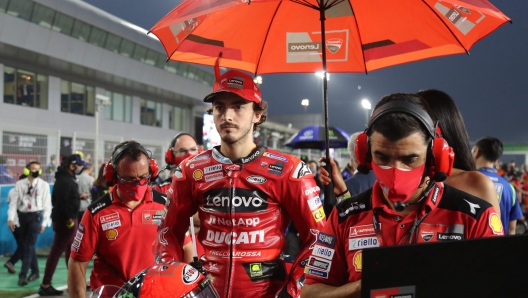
[318,2,336,212]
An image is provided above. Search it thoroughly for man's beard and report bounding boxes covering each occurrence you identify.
[220,116,253,145]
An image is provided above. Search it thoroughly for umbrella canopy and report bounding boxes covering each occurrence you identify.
[151,0,509,74]
[150,0,509,208]
[285,125,351,150]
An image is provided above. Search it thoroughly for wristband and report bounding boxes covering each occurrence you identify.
[66,221,75,228]
[335,189,349,197]
[336,191,352,203]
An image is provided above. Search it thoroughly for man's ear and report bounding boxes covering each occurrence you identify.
[253,111,262,123]
[473,147,481,159]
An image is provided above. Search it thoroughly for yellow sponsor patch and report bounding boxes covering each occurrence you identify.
[312,207,325,222]
[489,212,503,235]
[193,169,203,180]
[106,228,118,240]
[353,250,362,272]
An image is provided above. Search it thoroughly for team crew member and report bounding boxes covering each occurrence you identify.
[302,94,503,298]
[67,141,166,297]
[154,133,200,194]
[154,63,326,298]
[7,163,51,286]
[473,137,523,235]
[39,154,88,296]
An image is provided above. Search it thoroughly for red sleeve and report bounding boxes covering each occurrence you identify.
[304,208,349,287]
[153,163,197,263]
[279,159,327,297]
[70,210,98,262]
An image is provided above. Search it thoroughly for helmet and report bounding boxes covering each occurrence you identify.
[113,262,220,298]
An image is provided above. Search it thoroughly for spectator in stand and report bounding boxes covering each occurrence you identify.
[77,163,95,222]
[7,163,51,286]
[45,155,57,183]
[473,137,523,235]
[39,154,89,296]
[0,155,14,184]
[90,165,109,201]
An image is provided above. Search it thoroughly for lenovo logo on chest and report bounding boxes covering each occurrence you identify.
[202,188,269,213]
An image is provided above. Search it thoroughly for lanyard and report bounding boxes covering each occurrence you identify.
[26,180,38,210]
[372,183,439,246]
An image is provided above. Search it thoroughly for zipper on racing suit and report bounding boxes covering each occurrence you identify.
[225,164,242,298]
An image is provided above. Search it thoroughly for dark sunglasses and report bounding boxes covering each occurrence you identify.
[116,174,151,187]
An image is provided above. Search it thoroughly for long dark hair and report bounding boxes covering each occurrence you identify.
[93,164,108,189]
[418,89,475,171]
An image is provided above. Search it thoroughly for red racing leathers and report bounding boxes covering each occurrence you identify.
[154,146,326,297]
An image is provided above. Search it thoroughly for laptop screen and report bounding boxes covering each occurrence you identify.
[361,235,528,298]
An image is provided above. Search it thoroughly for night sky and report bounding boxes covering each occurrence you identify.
[83,1,528,143]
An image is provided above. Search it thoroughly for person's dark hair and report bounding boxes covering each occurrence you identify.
[475,137,503,162]
[112,140,149,168]
[93,164,108,188]
[369,93,433,146]
[170,133,197,149]
[418,89,475,171]
[206,99,268,131]
[26,161,40,168]
[0,155,7,164]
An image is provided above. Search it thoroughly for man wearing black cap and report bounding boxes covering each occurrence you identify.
[155,65,326,298]
[39,154,89,296]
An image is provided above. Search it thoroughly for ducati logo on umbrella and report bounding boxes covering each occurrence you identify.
[326,38,343,54]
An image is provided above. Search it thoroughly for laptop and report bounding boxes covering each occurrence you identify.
[361,235,528,298]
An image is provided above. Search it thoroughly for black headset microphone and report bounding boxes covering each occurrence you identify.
[393,182,435,212]
[394,200,419,212]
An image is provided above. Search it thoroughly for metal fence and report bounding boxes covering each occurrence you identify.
[0,126,169,184]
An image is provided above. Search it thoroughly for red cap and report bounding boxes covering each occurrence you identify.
[203,66,262,105]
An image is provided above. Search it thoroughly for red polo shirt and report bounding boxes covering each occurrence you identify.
[70,186,166,289]
[304,181,503,286]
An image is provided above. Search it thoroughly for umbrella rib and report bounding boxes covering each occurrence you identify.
[420,0,469,54]
[290,0,319,10]
[255,1,287,75]
[326,0,346,10]
[347,0,368,74]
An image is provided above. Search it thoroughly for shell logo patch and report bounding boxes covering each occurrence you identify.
[489,213,503,235]
[193,169,203,180]
[106,229,118,240]
[353,250,362,272]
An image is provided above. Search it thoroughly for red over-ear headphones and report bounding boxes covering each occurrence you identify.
[164,133,202,165]
[354,100,454,182]
[103,142,159,184]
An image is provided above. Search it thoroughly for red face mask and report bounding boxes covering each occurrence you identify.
[371,163,426,203]
[117,182,148,202]
[175,152,194,166]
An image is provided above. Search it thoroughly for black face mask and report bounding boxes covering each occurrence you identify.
[31,171,40,178]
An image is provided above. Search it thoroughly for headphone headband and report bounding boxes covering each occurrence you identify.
[368,100,435,138]
[112,142,149,165]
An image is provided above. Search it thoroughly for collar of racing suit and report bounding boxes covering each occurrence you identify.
[211,146,266,164]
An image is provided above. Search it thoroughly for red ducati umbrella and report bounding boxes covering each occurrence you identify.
[150,0,510,204]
